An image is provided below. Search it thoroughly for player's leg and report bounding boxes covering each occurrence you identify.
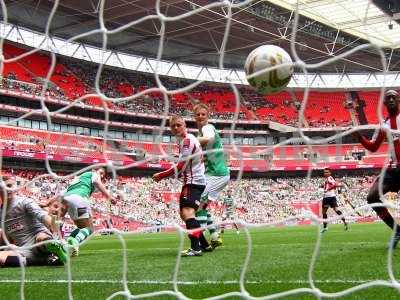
[196,199,222,248]
[0,251,26,267]
[206,209,219,241]
[180,207,203,256]
[367,178,397,230]
[233,220,240,234]
[331,200,348,230]
[228,210,240,234]
[196,196,220,243]
[68,217,93,256]
[196,200,219,240]
[196,200,209,229]
[63,195,94,256]
[321,201,329,233]
[180,185,210,256]
[189,185,211,252]
[35,231,68,264]
[197,175,229,247]
[220,215,227,234]
[367,171,400,248]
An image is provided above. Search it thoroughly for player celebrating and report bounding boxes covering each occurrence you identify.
[0,175,67,267]
[353,90,400,248]
[193,103,230,248]
[58,167,117,256]
[320,168,348,233]
[220,189,239,235]
[153,116,211,256]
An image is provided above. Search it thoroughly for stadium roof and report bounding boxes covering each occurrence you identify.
[268,0,400,48]
[2,0,400,72]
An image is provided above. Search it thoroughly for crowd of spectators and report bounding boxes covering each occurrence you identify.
[1,74,67,100]
[2,53,358,127]
[4,169,392,230]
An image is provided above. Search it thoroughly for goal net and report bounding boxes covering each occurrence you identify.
[0,0,400,299]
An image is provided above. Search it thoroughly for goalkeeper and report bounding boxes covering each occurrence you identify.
[0,175,67,267]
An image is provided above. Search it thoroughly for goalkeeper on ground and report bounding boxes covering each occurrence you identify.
[0,174,67,267]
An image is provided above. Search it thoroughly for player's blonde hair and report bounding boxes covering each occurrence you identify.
[193,103,210,115]
[169,115,186,126]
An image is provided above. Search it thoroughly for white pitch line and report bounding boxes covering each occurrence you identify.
[0,279,381,285]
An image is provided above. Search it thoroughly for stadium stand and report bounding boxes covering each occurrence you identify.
[1,43,385,128]
[6,169,379,229]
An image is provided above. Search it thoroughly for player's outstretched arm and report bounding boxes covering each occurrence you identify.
[39,193,62,208]
[93,179,118,204]
[153,161,185,182]
[24,198,56,233]
[153,136,193,181]
[353,130,385,152]
[42,214,58,234]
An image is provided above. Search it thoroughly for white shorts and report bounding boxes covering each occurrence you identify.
[62,194,92,221]
[201,175,230,203]
[222,211,235,221]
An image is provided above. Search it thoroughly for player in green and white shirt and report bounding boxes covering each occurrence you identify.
[49,167,117,256]
[221,189,239,234]
[193,103,230,248]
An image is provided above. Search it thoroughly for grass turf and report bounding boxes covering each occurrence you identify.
[2,223,400,299]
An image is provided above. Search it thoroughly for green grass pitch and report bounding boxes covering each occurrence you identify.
[2,223,400,299]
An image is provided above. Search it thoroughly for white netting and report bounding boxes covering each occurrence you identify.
[0,0,400,299]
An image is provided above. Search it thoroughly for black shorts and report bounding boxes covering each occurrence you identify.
[322,197,338,208]
[179,184,205,211]
[381,168,400,192]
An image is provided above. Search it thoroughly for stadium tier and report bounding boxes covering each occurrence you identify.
[1,43,383,127]
[0,125,390,171]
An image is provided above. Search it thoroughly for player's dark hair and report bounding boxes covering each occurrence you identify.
[4,256,24,267]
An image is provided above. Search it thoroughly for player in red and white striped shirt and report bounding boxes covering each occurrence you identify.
[320,168,348,233]
[153,116,210,256]
[354,90,400,249]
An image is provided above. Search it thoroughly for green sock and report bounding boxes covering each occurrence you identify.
[68,228,92,245]
[206,211,217,235]
[75,228,92,243]
[69,228,80,238]
[195,209,208,229]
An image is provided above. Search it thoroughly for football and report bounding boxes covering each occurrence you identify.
[244,45,294,95]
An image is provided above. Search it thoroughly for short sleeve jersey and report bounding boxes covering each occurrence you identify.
[199,124,230,176]
[323,176,336,198]
[223,196,235,213]
[178,133,206,186]
[64,171,99,199]
[373,116,400,164]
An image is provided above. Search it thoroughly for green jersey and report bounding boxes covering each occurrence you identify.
[64,171,98,199]
[224,196,234,207]
[199,124,230,176]
[223,196,235,210]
